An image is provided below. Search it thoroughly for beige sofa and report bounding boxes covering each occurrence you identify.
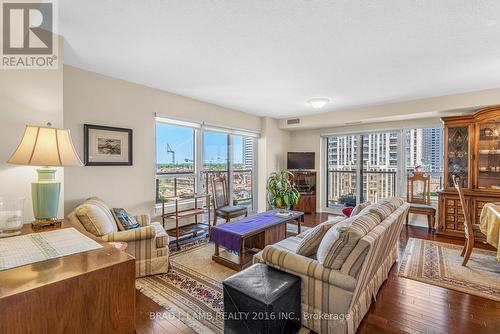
[67,197,169,278]
[254,197,409,334]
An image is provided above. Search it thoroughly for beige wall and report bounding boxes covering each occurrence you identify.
[257,117,291,211]
[280,88,500,130]
[63,65,262,217]
[0,39,64,222]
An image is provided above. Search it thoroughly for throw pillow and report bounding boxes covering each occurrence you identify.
[75,198,118,236]
[112,208,140,231]
[296,216,345,256]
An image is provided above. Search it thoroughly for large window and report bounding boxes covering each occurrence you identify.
[156,122,196,200]
[404,128,444,198]
[232,135,254,208]
[155,118,256,210]
[326,127,443,210]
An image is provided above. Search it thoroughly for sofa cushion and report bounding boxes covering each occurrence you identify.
[112,208,140,231]
[318,212,381,269]
[75,198,118,236]
[296,217,345,257]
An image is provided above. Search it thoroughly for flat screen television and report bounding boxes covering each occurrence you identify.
[287,152,315,170]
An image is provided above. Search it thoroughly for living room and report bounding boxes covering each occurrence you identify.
[0,1,499,334]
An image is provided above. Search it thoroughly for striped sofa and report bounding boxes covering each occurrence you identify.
[254,197,409,334]
[67,197,169,278]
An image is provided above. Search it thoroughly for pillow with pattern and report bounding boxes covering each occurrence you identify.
[112,208,140,231]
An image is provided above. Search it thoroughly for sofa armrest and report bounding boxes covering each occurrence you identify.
[101,225,156,242]
[261,245,357,292]
[134,214,151,227]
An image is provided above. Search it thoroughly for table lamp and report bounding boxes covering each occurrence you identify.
[7,124,82,228]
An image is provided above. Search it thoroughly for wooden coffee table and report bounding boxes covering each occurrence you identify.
[210,210,304,271]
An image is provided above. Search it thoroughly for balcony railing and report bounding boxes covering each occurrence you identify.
[328,169,443,208]
[202,169,254,208]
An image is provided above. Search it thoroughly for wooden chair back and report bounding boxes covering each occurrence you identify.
[407,171,431,205]
[452,175,473,241]
[210,172,229,210]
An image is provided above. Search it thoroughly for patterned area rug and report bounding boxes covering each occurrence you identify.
[137,238,311,334]
[136,239,232,334]
[399,238,500,301]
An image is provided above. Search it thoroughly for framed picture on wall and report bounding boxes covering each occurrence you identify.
[84,124,133,166]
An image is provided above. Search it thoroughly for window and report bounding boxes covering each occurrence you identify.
[202,131,229,203]
[155,118,257,210]
[326,127,444,211]
[326,135,358,208]
[156,122,196,201]
[404,128,444,199]
[232,135,255,209]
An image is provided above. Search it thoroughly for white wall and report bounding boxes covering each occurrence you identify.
[0,39,64,222]
[257,117,291,211]
[63,65,262,217]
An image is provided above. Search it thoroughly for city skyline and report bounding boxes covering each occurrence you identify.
[327,128,443,206]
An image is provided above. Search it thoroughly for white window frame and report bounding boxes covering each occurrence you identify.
[155,116,258,211]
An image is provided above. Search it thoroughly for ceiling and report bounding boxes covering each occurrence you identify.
[59,1,500,118]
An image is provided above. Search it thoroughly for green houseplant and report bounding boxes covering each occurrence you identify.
[267,170,301,210]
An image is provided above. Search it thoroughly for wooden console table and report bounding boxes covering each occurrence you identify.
[0,223,136,334]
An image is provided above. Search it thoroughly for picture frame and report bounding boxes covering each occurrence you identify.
[84,124,133,166]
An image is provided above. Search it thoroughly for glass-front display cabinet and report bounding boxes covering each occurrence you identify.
[476,118,500,191]
[438,106,500,241]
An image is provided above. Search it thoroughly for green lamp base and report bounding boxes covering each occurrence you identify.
[32,168,61,223]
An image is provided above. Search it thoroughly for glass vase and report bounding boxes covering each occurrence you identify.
[0,197,25,238]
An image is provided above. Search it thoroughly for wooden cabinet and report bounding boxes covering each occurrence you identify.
[290,170,317,214]
[438,106,500,241]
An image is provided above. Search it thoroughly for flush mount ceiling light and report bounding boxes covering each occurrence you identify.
[308,97,330,109]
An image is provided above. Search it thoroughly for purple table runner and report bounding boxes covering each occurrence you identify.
[209,210,303,253]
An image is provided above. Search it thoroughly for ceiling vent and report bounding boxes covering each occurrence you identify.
[287,118,300,125]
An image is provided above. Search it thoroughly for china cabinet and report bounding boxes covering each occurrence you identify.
[438,105,500,241]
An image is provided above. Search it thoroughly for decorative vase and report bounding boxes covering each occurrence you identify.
[0,197,25,238]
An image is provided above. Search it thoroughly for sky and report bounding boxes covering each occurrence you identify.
[156,123,244,164]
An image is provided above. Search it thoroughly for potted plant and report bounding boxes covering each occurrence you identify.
[266,170,301,210]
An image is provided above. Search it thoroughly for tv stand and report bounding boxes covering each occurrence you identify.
[290,170,317,214]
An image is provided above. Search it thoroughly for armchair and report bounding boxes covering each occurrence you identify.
[67,197,169,277]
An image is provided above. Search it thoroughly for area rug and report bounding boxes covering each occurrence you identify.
[136,241,231,334]
[399,238,500,301]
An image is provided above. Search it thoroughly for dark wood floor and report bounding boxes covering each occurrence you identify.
[136,214,500,334]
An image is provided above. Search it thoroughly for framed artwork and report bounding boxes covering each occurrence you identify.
[84,124,133,166]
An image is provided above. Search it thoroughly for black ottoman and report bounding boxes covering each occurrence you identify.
[223,263,301,334]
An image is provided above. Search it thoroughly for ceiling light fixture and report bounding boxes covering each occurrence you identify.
[308,97,330,109]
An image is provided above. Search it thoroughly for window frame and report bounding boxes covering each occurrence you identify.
[155,117,257,210]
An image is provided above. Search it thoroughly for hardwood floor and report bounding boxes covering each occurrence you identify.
[136,214,500,334]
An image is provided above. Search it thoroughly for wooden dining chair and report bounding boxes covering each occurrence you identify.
[210,172,248,226]
[406,171,436,230]
[452,175,475,266]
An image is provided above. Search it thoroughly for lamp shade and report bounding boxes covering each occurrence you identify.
[8,125,83,167]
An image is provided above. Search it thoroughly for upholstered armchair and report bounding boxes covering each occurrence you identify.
[67,197,169,278]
